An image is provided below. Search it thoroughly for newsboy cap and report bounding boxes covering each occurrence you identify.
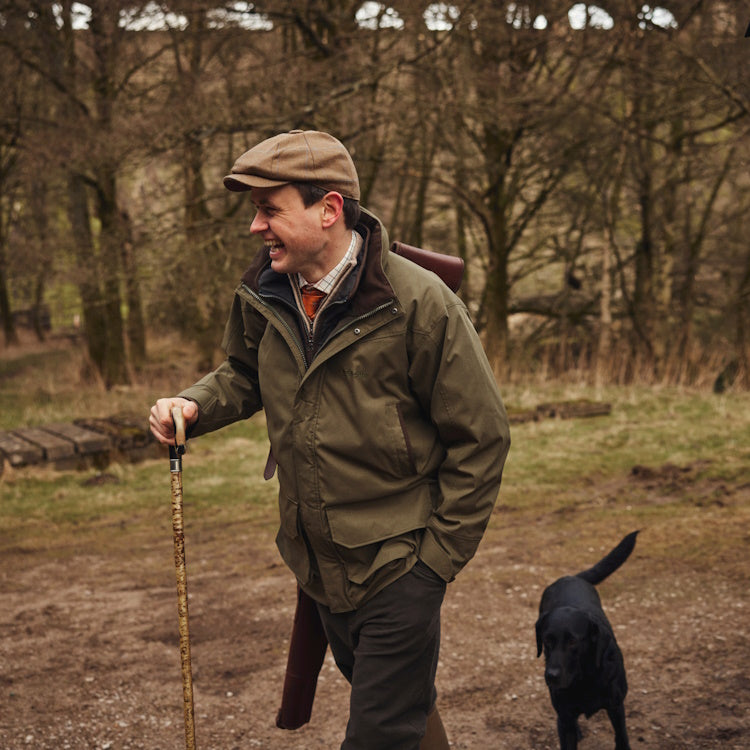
[223,130,360,200]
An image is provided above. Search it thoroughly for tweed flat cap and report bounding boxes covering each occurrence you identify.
[223,130,360,200]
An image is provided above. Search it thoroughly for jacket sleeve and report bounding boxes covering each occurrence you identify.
[178,293,266,437]
[408,296,510,582]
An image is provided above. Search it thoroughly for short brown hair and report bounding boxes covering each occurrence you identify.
[293,182,361,230]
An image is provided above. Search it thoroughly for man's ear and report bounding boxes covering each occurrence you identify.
[320,191,344,228]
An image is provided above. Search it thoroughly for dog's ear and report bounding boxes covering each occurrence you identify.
[535,614,547,657]
[591,620,608,667]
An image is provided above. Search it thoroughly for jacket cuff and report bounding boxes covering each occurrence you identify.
[419,530,456,582]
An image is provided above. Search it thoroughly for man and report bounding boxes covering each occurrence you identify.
[150,130,510,749]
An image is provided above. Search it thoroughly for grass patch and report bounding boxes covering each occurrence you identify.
[1,335,749,579]
[0,418,278,560]
[501,383,750,495]
[485,383,750,579]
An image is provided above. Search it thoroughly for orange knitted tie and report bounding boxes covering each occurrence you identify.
[301,285,326,320]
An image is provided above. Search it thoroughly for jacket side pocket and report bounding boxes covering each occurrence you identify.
[276,496,311,585]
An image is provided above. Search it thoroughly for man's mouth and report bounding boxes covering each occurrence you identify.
[266,241,284,257]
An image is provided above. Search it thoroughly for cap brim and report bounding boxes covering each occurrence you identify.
[223,173,290,192]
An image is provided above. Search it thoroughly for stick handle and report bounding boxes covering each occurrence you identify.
[170,424,196,749]
[172,406,187,453]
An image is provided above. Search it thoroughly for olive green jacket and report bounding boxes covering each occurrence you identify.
[180,209,510,612]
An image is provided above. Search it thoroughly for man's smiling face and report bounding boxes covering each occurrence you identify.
[249,184,330,281]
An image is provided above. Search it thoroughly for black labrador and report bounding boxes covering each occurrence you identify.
[535,531,639,750]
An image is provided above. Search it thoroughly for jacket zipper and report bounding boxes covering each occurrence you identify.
[243,282,397,366]
[315,299,396,353]
[241,283,309,369]
[343,300,395,332]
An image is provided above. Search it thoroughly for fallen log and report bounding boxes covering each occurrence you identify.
[535,400,612,419]
[0,414,158,471]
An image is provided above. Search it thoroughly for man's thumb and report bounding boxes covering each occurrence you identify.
[182,399,198,424]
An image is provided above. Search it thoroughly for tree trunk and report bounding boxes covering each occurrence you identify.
[482,253,510,379]
[597,126,628,386]
[120,211,146,370]
[67,173,108,380]
[405,124,437,249]
[29,178,50,342]
[596,240,612,388]
[673,146,734,380]
[735,250,750,389]
[631,181,656,376]
[31,275,46,342]
[479,118,515,378]
[388,138,415,241]
[94,171,130,387]
[0,238,19,346]
[482,200,510,377]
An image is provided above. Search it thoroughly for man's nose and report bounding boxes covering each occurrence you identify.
[250,212,267,234]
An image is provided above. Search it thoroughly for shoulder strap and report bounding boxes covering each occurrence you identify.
[390,241,465,293]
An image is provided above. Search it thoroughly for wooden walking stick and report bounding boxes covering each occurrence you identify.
[170,406,196,750]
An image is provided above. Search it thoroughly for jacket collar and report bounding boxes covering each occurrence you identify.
[240,207,395,314]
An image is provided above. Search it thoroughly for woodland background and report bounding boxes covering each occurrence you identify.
[0,0,749,390]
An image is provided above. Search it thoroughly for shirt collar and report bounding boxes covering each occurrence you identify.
[297,231,361,294]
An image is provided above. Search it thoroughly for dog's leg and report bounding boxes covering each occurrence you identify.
[607,703,630,750]
[557,714,580,750]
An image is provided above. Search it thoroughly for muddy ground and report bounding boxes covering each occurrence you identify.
[1,463,748,749]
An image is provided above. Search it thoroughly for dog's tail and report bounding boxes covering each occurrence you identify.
[576,530,639,585]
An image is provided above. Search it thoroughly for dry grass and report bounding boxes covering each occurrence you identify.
[2,331,750,748]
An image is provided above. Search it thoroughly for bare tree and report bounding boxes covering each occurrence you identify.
[421,1,594,376]
[0,25,24,347]
[1,0,747,389]
[1,0,162,385]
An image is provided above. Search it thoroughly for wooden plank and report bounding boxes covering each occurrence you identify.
[557,401,612,419]
[0,415,154,471]
[0,431,44,467]
[74,416,152,451]
[507,409,540,425]
[110,414,153,448]
[43,423,112,455]
[12,427,76,461]
[536,400,612,420]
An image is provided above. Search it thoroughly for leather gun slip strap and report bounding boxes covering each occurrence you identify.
[390,241,465,293]
[275,242,465,730]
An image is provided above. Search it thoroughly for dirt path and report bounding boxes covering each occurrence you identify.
[1,472,748,749]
